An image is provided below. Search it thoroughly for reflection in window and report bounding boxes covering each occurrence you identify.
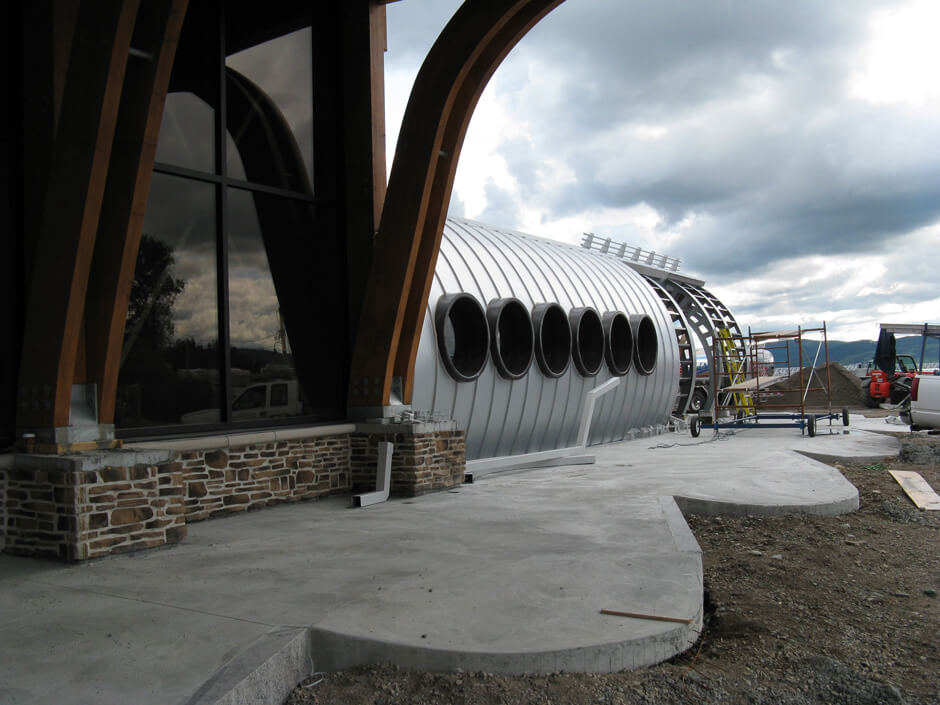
[155,0,218,172]
[232,385,266,411]
[120,0,333,434]
[227,187,308,420]
[226,27,313,190]
[155,93,216,173]
[117,174,220,427]
[270,383,288,407]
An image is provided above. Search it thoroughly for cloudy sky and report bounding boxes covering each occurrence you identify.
[384,0,940,341]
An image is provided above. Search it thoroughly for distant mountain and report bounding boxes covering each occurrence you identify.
[763,336,940,368]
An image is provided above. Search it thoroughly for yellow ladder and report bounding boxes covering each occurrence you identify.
[717,328,754,416]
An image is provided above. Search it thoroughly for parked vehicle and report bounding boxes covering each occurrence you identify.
[860,354,923,407]
[903,374,940,430]
[180,379,303,424]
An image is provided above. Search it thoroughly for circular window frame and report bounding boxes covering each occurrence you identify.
[435,293,489,382]
[630,313,658,376]
[602,311,633,376]
[569,307,604,377]
[532,302,571,378]
[486,297,534,380]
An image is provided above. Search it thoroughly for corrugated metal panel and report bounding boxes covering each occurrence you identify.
[412,217,681,460]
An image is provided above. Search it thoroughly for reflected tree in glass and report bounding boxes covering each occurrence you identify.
[122,234,185,363]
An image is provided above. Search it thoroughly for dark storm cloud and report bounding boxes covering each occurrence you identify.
[479,0,940,277]
[384,1,940,337]
[497,2,871,130]
[385,1,463,65]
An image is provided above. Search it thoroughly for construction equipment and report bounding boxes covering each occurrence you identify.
[861,323,940,407]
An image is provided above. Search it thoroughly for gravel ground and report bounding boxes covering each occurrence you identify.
[286,428,939,705]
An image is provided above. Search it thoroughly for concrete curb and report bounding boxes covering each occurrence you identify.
[658,495,702,553]
[307,615,703,675]
[181,627,312,705]
[672,493,860,518]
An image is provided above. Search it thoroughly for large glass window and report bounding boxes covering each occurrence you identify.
[117,175,220,427]
[226,187,304,422]
[153,0,218,172]
[116,0,332,434]
[226,26,313,189]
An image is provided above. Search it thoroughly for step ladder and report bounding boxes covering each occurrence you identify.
[716,327,753,416]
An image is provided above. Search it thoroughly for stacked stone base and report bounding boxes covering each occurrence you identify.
[351,421,466,497]
[180,436,351,522]
[1,424,466,561]
[0,451,185,561]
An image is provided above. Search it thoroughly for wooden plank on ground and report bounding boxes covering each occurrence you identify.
[599,609,692,625]
[889,470,940,510]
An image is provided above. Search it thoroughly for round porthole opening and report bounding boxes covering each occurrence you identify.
[569,307,604,377]
[532,303,571,378]
[631,313,658,375]
[487,298,534,379]
[603,311,633,376]
[435,293,488,381]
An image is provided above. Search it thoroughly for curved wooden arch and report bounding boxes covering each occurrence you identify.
[17,0,188,440]
[348,0,566,408]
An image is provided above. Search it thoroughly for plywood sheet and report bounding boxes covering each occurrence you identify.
[889,470,940,510]
[721,376,778,392]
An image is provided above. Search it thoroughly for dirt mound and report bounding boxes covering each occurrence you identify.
[763,362,866,409]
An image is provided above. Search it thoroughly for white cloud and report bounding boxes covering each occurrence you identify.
[227,271,280,349]
[455,89,526,217]
[384,0,940,342]
[848,0,940,106]
[172,266,217,344]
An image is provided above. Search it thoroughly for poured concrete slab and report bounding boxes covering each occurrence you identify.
[0,426,899,705]
[847,413,913,434]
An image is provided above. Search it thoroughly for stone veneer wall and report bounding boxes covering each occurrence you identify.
[179,435,350,522]
[0,450,185,561]
[350,422,466,497]
[1,424,468,561]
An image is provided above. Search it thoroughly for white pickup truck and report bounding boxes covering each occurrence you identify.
[904,374,940,430]
[180,379,304,424]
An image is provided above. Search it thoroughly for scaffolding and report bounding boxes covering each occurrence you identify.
[691,323,849,437]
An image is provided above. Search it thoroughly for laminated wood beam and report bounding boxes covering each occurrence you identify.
[16,0,140,431]
[348,0,565,408]
[84,0,188,425]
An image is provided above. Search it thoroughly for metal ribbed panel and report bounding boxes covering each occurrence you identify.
[662,279,744,413]
[412,217,680,460]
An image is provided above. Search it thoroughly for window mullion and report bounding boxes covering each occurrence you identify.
[216,0,232,423]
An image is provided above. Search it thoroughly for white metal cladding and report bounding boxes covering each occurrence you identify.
[411,217,681,460]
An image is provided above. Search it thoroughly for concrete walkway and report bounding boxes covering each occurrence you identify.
[0,421,899,705]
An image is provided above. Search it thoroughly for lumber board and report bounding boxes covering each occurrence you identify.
[721,376,778,392]
[889,470,940,510]
[599,608,692,625]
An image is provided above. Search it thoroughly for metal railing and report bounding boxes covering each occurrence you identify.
[581,233,681,272]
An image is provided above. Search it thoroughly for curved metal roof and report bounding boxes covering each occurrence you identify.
[411,217,682,460]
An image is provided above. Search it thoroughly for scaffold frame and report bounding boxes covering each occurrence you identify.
[690,322,850,437]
